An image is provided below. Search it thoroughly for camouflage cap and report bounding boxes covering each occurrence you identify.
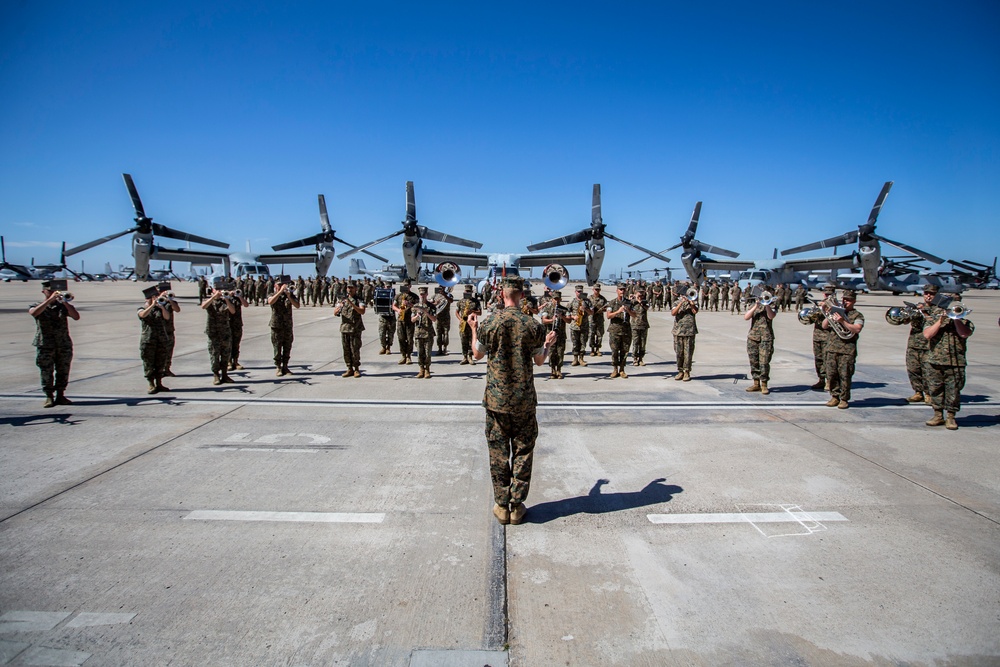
[463,284,473,292]
[823,284,836,294]
[418,286,428,293]
[841,289,858,300]
[593,283,602,290]
[552,290,563,299]
[575,284,584,291]
[500,276,524,290]
[402,279,412,287]
[923,284,939,294]
[211,277,226,289]
[434,285,444,293]
[142,286,159,299]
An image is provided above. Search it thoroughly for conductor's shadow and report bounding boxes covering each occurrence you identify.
[0,413,84,426]
[957,414,1000,428]
[527,478,682,524]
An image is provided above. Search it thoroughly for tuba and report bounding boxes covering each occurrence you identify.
[435,262,461,289]
[542,263,569,291]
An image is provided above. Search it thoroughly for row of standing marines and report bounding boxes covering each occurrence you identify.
[29,275,975,430]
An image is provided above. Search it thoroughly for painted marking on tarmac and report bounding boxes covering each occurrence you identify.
[0,611,70,633]
[64,612,137,628]
[649,505,847,538]
[184,510,385,523]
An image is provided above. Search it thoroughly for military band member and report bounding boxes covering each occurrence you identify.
[803,284,836,390]
[744,287,777,394]
[469,276,556,526]
[201,279,236,385]
[630,289,650,366]
[412,286,437,378]
[540,290,572,379]
[267,277,299,376]
[138,285,172,394]
[923,293,974,430]
[651,282,664,311]
[29,279,80,407]
[456,285,481,365]
[568,284,592,367]
[822,290,864,408]
[156,283,180,377]
[588,284,608,356]
[334,281,366,378]
[393,281,417,365]
[228,285,249,371]
[432,285,453,355]
[255,277,267,307]
[904,286,938,404]
[605,284,636,378]
[670,287,698,381]
[378,284,397,356]
[520,287,539,317]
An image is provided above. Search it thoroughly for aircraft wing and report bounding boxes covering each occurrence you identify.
[698,258,755,272]
[514,251,587,268]
[781,256,856,273]
[151,247,232,264]
[420,249,492,266]
[255,253,319,265]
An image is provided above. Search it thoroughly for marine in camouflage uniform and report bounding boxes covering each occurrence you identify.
[709,282,720,311]
[393,282,417,365]
[822,290,865,408]
[29,280,80,407]
[377,285,397,355]
[605,285,636,378]
[744,291,777,394]
[157,283,180,377]
[138,286,173,394]
[720,283,730,311]
[201,285,236,385]
[268,282,299,376]
[730,285,742,313]
[567,285,592,367]
[456,285,481,365]
[540,291,571,379]
[803,286,836,390]
[670,290,698,381]
[922,295,974,430]
[588,285,608,356]
[432,286,453,355]
[229,288,249,371]
[901,288,939,403]
[412,287,437,378]
[335,283,366,378]
[255,278,268,307]
[630,290,650,366]
[471,276,554,525]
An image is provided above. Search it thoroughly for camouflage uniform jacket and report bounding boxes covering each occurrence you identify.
[589,294,608,324]
[825,309,864,356]
[540,302,568,337]
[605,298,632,331]
[478,306,546,415]
[457,296,481,326]
[31,302,72,348]
[205,298,232,337]
[907,308,930,351]
[924,306,973,367]
[631,300,650,330]
[413,304,434,338]
[338,296,365,333]
[269,294,295,329]
[671,300,698,336]
[395,291,417,317]
[568,296,590,331]
[138,306,171,343]
[747,308,775,341]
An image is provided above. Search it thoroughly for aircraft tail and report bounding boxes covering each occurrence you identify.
[350,258,367,275]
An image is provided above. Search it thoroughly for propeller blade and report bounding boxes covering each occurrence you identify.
[0,235,5,262]
[337,228,405,259]
[628,256,653,268]
[122,173,146,218]
[592,184,602,225]
[686,201,702,237]
[65,227,137,256]
[947,259,978,272]
[151,223,230,249]
[603,232,671,263]
[781,231,858,256]
[405,181,416,223]
[318,194,332,232]
[272,234,325,251]
[866,181,893,226]
[875,235,944,264]
[526,229,593,252]
[419,227,483,249]
[692,240,740,258]
[332,235,389,263]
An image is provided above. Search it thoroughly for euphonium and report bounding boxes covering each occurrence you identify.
[757,290,775,307]
[946,303,972,320]
[685,287,699,301]
[885,301,919,326]
[798,306,820,325]
[822,297,856,340]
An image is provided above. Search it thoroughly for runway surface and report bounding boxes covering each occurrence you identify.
[1,281,998,666]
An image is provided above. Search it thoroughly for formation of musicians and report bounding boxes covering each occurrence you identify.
[29,272,976,430]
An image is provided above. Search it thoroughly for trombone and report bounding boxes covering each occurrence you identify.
[945,303,972,320]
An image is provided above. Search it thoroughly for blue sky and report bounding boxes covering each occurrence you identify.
[2,1,998,279]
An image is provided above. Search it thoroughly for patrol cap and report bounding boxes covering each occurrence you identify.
[418,286,428,294]
[142,286,159,299]
[842,289,858,300]
[593,283,602,291]
[923,284,939,294]
[402,279,412,287]
[616,282,627,289]
[500,276,524,290]
[434,285,444,293]
[552,290,562,299]
[463,284,473,292]
[575,284,584,291]
[41,279,68,291]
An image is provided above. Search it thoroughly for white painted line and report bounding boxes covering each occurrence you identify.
[64,612,137,628]
[17,646,91,666]
[0,611,70,633]
[184,510,385,523]
[647,511,847,524]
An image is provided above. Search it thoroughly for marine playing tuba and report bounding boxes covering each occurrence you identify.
[434,262,461,289]
[542,263,569,291]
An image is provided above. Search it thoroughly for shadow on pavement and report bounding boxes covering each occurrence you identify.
[526,478,683,524]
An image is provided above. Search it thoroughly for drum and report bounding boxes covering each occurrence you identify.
[374,288,396,315]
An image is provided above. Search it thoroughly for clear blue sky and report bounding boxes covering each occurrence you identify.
[2,1,998,279]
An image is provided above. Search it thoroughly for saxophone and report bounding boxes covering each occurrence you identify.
[397,298,411,322]
[574,297,587,327]
[458,300,472,333]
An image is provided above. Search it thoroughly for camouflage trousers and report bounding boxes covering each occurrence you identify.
[589,318,605,352]
[140,338,168,380]
[378,316,396,350]
[673,335,695,373]
[906,345,929,393]
[485,409,538,507]
[271,327,293,367]
[459,325,473,357]
[549,332,566,371]
[631,328,648,361]
[709,297,719,311]
[746,337,773,382]
[824,351,856,401]
[570,326,588,356]
[813,335,828,381]
[415,336,433,369]
[229,325,243,364]
[207,333,231,374]
[609,326,632,368]
[342,332,362,370]
[164,332,175,372]
[925,364,965,413]
[721,295,730,310]
[435,317,450,350]
[397,319,415,356]
[36,344,73,393]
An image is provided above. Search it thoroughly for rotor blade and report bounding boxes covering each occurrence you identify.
[405,181,416,223]
[603,232,671,263]
[332,235,389,263]
[781,231,858,256]
[592,184,602,225]
[122,173,146,218]
[628,256,653,268]
[337,228,405,259]
[151,223,230,249]
[272,234,325,251]
[526,229,593,252]
[874,235,944,264]
[687,201,702,237]
[318,194,332,232]
[419,227,483,249]
[691,240,740,258]
[65,227,137,256]
[867,181,893,226]
[946,259,978,272]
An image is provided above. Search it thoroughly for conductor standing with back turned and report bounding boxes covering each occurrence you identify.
[470,276,557,526]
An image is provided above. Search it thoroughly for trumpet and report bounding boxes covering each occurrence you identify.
[885,301,920,326]
[233,289,243,299]
[156,296,170,307]
[57,291,74,303]
[946,303,972,320]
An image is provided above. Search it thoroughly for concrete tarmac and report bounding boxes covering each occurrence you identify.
[1,281,998,666]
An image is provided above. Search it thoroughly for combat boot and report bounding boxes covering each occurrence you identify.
[579,356,587,367]
[416,368,425,379]
[353,369,361,378]
[838,400,849,409]
[423,368,432,379]
[233,362,244,370]
[155,379,169,392]
[55,391,72,405]
[810,380,826,391]
[674,371,684,381]
[213,373,222,385]
[509,503,527,525]
[925,410,945,427]
[147,381,158,395]
[220,374,234,384]
[405,355,413,365]
[825,396,840,407]
[379,347,387,355]
[342,369,353,378]
[43,392,56,408]
[760,382,770,395]
[683,371,691,382]
[398,354,407,365]
[619,368,628,379]
[571,356,580,367]
[282,366,293,375]
[924,394,933,405]
[906,392,924,403]
[275,367,284,377]
[556,369,563,379]
[460,355,469,365]
[609,369,619,379]
[638,358,645,366]
[468,357,476,366]
[493,503,510,525]
[746,381,761,392]
[945,412,958,430]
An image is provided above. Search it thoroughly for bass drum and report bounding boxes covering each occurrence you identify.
[374,288,396,315]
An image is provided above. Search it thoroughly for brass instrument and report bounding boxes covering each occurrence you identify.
[542,263,569,291]
[797,306,821,325]
[820,296,856,340]
[56,291,74,303]
[684,287,698,302]
[946,303,972,320]
[885,301,920,326]
[233,289,243,299]
[156,296,170,307]
[398,300,411,322]
[574,296,589,327]
[434,262,461,288]
[756,290,775,307]
[458,300,473,333]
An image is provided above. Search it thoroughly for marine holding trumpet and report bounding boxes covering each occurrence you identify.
[821,290,865,409]
[540,291,573,379]
[267,277,299,377]
[885,285,937,404]
[228,286,250,372]
[334,281,366,378]
[922,291,974,430]
[411,286,438,378]
[744,287,777,394]
[138,285,173,394]
[670,286,699,381]
[157,282,181,377]
[29,279,80,407]
[201,279,237,385]
[456,284,481,365]
[605,284,636,379]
